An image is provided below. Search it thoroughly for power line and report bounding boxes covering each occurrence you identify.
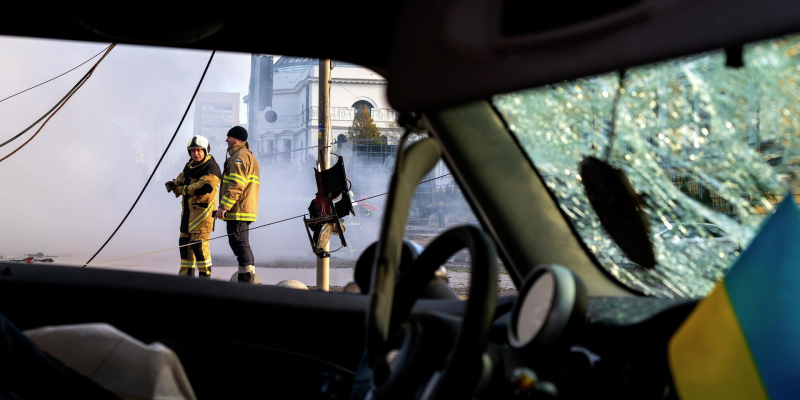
[87,214,306,266]
[0,72,87,149]
[334,81,361,100]
[83,173,454,266]
[82,50,217,268]
[358,173,451,202]
[0,44,111,104]
[0,44,117,161]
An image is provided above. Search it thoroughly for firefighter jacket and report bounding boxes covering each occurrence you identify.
[173,155,222,234]
[219,141,260,222]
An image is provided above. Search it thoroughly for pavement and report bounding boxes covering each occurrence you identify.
[39,252,517,297]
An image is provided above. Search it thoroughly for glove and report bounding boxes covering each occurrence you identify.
[165,181,176,193]
[172,186,184,197]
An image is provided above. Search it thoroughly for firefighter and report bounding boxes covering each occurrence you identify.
[215,126,261,283]
[165,135,222,278]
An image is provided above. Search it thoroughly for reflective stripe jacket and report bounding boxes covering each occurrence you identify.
[174,155,222,234]
[220,141,260,222]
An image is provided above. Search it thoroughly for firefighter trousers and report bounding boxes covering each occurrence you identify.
[226,221,254,267]
[179,233,212,278]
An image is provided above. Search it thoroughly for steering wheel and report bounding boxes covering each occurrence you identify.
[363,226,498,399]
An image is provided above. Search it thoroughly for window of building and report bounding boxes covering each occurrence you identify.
[352,100,373,117]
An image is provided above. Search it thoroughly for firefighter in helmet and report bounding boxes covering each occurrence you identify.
[165,135,222,278]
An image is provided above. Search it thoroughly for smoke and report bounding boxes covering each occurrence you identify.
[0,36,307,264]
[0,35,470,270]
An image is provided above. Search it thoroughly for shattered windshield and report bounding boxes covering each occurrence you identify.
[494,35,800,298]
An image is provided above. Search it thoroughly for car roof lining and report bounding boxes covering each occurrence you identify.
[388,0,800,110]
[2,1,800,110]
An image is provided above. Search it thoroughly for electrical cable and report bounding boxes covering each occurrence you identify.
[0,44,112,104]
[0,44,117,160]
[357,173,452,203]
[83,173,454,266]
[86,214,306,266]
[82,50,216,268]
[0,72,89,149]
[334,81,361,100]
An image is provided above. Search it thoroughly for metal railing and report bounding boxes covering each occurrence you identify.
[256,107,399,131]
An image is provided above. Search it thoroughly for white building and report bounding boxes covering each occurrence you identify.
[244,56,402,165]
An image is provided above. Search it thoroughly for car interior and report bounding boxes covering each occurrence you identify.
[2,1,800,399]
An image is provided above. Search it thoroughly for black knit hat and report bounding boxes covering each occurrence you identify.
[227,126,248,142]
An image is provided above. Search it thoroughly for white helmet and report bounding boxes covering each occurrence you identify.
[187,135,210,157]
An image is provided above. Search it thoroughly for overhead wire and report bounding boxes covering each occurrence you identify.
[0,44,112,104]
[0,44,117,161]
[86,214,306,266]
[82,50,217,268]
[334,81,361,100]
[83,173,454,266]
[0,74,88,149]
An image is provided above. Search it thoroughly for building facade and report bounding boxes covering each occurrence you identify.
[244,56,403,165]
[193,92,241,156]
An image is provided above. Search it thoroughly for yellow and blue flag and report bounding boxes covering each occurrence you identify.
[669,193,800,400]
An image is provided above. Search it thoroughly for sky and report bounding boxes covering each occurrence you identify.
[0,36,268,262]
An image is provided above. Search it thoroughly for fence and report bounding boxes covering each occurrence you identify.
[671,175,735,216]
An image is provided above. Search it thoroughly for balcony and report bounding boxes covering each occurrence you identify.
[259,107,398,131]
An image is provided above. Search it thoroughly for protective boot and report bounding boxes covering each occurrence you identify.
[199,268,212,279]
[230,265,261,284]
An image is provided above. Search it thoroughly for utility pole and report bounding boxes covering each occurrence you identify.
[253,55,261,132]
[317,59,331,292]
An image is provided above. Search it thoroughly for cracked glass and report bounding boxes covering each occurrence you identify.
[493,34,800,298]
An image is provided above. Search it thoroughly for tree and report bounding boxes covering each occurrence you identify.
[347,105,382,140]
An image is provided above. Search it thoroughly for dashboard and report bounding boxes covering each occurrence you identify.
[483,265,697,399]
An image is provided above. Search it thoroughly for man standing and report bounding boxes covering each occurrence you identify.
[435,200,446,231]
[216,126,261,283]
[165,135,222,278]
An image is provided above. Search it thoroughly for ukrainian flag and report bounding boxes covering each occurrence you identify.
[669,193,800,400]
